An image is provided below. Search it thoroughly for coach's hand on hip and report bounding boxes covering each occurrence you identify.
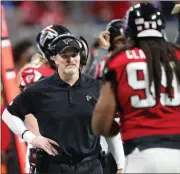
[32,136,59,156]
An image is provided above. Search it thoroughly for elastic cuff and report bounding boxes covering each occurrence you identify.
[23,131,36,144]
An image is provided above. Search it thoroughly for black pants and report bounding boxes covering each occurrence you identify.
[36,158,103,174]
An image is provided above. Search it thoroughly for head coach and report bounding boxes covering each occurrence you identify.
[3,28,104,173]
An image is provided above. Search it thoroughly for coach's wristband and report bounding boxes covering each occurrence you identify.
[22,130,36,144]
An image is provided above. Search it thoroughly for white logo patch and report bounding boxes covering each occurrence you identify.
[63,38,73,45]
[40,26,58,46]
[86,95,92,101]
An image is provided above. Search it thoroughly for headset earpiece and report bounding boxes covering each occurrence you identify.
[79,36,89,65]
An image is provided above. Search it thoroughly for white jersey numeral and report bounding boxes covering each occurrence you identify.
[126,62,180,108]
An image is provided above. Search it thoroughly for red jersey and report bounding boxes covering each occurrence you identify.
[19,61,55,91]
[105,48,180,141]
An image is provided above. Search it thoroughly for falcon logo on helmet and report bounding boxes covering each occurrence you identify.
[39,26,58,47]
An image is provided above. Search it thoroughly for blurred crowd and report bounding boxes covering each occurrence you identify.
[2,1,178,26]
[1,1,179,73]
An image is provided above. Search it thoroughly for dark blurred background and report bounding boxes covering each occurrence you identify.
[2,1,178,46]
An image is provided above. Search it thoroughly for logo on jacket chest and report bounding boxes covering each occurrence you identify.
[86,95,92,101]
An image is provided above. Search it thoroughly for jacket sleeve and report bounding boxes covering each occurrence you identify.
[6,86,34,121]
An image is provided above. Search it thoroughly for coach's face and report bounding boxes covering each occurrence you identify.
[54,48,80,76]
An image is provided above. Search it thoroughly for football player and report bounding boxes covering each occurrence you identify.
[92,3,180,173]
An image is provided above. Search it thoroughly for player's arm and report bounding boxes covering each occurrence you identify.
[93,62,125,172]
[105,132,125,172]
[92,81,119,137]
[92,60,120,137]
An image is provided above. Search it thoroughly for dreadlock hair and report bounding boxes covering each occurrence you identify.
[108,37,180,100]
